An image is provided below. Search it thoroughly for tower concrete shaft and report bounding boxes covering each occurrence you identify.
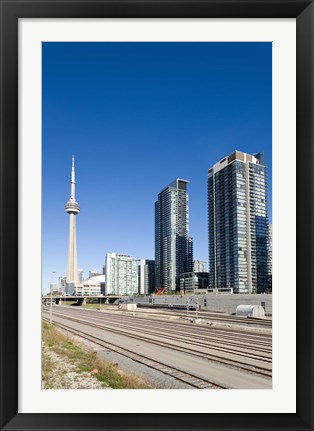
[65,155,80,284]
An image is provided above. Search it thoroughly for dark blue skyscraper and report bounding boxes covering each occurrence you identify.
[208,151,269,293]
[155,179,193,292]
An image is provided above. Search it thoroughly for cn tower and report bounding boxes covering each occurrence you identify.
[65,155,80,284]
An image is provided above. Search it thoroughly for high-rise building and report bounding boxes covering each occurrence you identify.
[268,223,272,291]
[65,155,80,285]
[208,150,269,293]
[105,253,138,295]
[193,260,208,273]
[78,269,84,283]
[267,223,272,275]
[59,275,67,295]
[138,259,155,294]
[89,270,102,278]
[50,283,59,294]
[155,178,193,292]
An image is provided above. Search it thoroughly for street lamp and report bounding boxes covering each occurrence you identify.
[50,271,56,324]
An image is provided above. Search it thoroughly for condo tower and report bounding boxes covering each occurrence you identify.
[208,151,269,293]
[155,179,193,292]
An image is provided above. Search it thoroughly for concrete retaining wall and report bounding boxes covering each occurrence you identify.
[128,293,272,315]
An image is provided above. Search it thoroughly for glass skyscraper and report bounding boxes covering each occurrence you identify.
[208,151,269,293]
[155,179,193,292]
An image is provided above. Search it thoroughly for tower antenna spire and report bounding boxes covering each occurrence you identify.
[71,154,76,200]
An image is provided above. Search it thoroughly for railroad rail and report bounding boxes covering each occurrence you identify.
[132,306,272,328]
[43,306,272,382]
[42,316,225,389]
[44,305,272,342]
[47,307,272,358]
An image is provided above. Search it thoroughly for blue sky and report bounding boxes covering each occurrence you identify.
[42,42,272,293]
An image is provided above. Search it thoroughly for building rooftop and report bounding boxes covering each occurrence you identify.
[208,150,263,175]
[83,275,106,286]
[159,178,190,194]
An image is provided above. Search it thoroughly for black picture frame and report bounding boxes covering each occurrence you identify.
[0,1,313,430]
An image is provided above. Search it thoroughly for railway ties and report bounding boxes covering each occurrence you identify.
[133,308,272,328]
[42,316,224,389]
[46,306,272,351]
[42,307,272,388]
[48,306,272,347]
[46,308,272,372]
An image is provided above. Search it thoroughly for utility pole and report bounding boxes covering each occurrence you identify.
[50,271,56,324]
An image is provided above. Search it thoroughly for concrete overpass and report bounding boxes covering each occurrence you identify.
[42,295,122,306]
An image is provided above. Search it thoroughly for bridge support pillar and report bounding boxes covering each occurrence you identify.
[76,297,86,306]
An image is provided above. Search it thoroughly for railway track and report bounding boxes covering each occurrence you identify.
[42,316,225,389]
[130,307,272,328]
[43,307,272,379]
[53,303,272,328]
[48,307,272,358]
[47,305,272,339]
[45,306,272,346]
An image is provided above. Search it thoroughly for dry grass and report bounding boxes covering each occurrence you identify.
[42,321,153,389]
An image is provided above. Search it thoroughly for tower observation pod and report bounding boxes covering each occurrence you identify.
[65,155,80,284]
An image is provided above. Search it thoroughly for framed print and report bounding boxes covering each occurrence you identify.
[0,1,313,430]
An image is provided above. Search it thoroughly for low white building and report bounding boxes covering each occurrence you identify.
[74,275,106,296]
